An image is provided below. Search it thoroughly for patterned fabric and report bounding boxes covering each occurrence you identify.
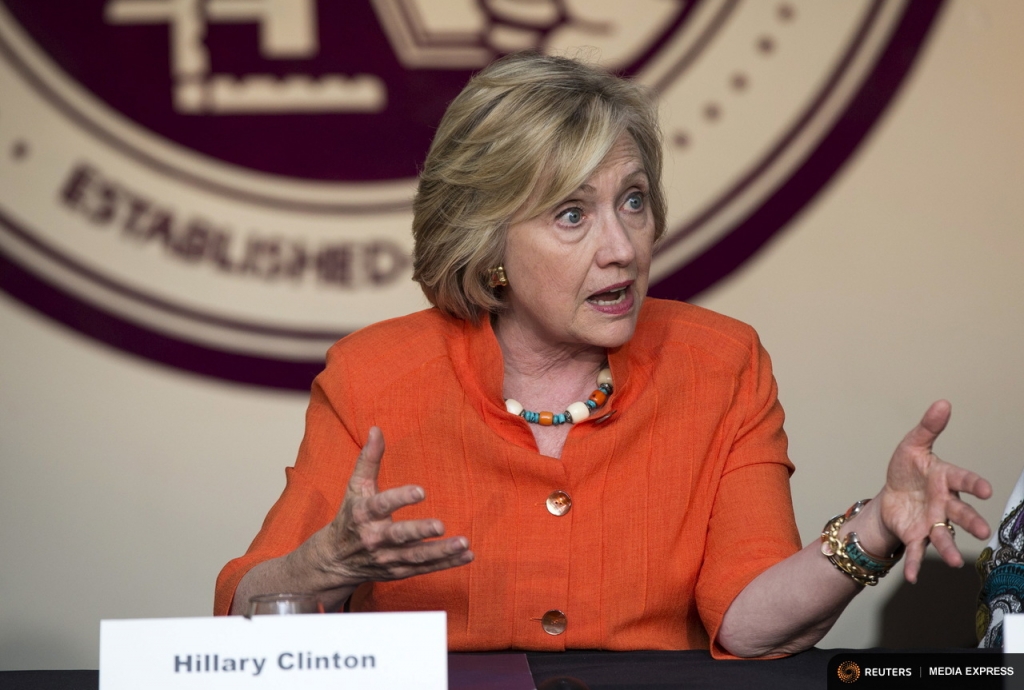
[977,471,1024,648]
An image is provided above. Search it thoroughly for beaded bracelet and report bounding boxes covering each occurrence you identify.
[820,499,905,586]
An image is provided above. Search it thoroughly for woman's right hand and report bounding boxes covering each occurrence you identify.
[303,426,474,594]
[230,426,472,615]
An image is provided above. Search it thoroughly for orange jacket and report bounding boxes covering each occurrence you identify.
[215,299,801,657]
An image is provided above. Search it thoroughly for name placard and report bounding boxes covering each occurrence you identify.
[99,612,447,690]
[1006,614,1024,653]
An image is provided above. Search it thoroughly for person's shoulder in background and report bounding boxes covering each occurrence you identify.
[977,469,1024,648]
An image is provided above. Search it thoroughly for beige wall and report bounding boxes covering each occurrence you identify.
[2,0,1023,669]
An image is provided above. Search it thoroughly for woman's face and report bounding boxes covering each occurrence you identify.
[499,134,655,354]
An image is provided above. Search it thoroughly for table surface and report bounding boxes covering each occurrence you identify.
[0,648,1003,690]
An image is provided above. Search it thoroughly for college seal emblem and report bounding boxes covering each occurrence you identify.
[0,0,944,388]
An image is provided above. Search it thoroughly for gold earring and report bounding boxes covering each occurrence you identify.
[488,265,508,288]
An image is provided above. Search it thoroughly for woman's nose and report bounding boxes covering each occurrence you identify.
[594,212,637,267]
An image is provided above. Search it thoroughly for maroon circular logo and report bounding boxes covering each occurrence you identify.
[0,0,945,388]
[9,1,688,184]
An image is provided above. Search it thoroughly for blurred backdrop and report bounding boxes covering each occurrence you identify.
[2,0,1023,669]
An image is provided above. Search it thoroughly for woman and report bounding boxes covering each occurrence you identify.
[216,53,992,658]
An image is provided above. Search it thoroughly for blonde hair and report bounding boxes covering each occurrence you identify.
[412,52,666,322]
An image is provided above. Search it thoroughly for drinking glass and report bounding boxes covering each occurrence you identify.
[246,592,324,617]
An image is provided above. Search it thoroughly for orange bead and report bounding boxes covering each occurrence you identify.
[538,411,554,426]
[588,389,608,406]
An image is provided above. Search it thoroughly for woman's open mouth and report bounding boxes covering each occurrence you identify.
[585,283,636,315]
[586,287,629,306]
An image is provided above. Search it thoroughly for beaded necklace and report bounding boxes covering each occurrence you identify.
[504,367,613,426]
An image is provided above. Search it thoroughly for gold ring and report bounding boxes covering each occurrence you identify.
[931,521,955,539]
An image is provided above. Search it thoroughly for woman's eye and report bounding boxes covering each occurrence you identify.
[625,192,644,211]
[559,208,583,225]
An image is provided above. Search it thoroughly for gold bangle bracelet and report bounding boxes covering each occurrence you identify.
[820,500,904,587]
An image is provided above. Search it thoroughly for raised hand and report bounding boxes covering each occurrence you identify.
[314,426,473,586]
[876,400,992,583]
[229,427,473,615]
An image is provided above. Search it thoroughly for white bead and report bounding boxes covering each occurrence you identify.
[505,399,524,415]
[597,368,613,386]
[566,401,590,424]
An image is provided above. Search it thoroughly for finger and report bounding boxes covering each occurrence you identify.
[946,499,992,541]
[379,549,476,581]
[900,400,951,451]
[348,427,386,495]
[958,475,991,501]
[947,468,993,502]
[359,484,426,522]
[927,523,964,569]
[372,537,473,572]
[383,518,445,546]
[902,539,927,584]
[387,536,470,565]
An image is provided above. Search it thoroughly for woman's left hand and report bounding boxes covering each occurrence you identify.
[875,400,993,583]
